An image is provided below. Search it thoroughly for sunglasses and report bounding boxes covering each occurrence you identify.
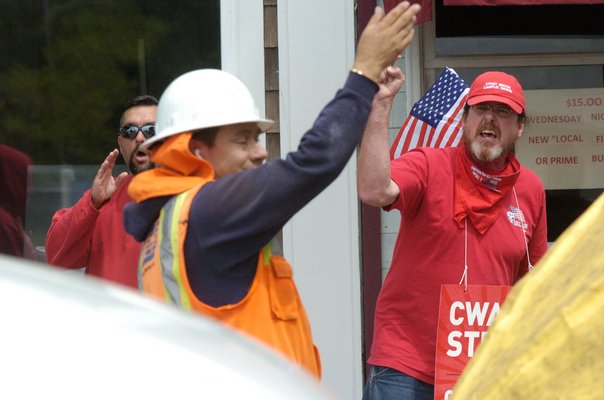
[119,124,156,139]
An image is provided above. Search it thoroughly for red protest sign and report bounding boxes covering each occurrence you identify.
[434,284,511,400]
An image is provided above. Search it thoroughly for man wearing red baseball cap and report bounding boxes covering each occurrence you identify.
[467,71,525,113]
[357,70,548,400]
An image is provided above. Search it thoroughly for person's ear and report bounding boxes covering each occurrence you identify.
[517,121,525,139]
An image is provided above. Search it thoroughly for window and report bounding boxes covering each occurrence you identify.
[0,0,220,259]
[435,0,604,55]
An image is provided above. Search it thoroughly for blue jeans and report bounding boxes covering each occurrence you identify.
[362,365,434,400]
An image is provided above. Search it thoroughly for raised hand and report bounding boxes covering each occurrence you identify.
[375,65,406,105]
[353,2,421,83]
[91,149,129,209]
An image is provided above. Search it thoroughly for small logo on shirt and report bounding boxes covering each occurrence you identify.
[507,205,527,230]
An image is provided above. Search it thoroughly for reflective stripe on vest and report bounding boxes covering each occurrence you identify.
[138,187,196,308]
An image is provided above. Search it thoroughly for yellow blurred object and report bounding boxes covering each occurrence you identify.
[452,192,604,400]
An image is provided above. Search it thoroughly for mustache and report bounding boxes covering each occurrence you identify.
[478,122,498,133]
[128,144,154,174]
[129,145,150,162]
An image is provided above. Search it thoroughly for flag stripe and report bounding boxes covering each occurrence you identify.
[402,117,419,155]
[434,89,468,148]
[417,121,431,149]
[390,115,412,159]
[391,68,469,159]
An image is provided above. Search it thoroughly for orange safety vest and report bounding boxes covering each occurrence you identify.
[138,183,321,378]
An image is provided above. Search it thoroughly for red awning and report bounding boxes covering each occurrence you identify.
[445,0,604,5]
[384,0,432,23]
[384,0,603,23]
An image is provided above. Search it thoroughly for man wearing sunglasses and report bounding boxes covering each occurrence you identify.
[357,71,548,399]
[46,95,158,288]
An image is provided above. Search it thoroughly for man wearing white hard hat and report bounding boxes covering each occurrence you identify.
[123,2,421,378]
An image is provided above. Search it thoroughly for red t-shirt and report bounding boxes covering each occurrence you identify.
[46,175,140,288]
[367,146,548,384]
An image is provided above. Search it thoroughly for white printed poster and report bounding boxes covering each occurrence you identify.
[517,88,604,190]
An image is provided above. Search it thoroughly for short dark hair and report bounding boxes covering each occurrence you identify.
[192,127,220,147]
[119,95,158,128]
[122,95,158,113]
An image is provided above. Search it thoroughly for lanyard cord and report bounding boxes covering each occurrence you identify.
[460,220,469,291]
[513,187,534,270]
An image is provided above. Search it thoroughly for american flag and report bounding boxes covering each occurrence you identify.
[390,67,469,159]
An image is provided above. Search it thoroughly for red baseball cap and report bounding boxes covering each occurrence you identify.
[467,71,525,114]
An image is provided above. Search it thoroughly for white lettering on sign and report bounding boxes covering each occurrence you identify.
[446,330,487,357]
[447,301,502,358]
[449,301,502,327]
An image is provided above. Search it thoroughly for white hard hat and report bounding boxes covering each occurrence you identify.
[142,69,274,149]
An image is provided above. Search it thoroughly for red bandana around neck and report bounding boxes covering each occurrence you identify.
[453,143,520,234]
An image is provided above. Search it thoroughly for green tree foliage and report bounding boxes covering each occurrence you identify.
[0,0,220,165]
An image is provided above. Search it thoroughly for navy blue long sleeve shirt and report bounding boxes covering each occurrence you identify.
[124,72,377,306]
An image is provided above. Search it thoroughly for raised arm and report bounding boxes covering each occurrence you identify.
[353,2,419,84]
[190,2,422,252]
[46,150,128,268]
[357,66,404,207]
[192,2,421,251]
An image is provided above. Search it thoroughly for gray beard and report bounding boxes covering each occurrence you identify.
[470,141,503,163]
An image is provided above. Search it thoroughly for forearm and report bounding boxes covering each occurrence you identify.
[193,73,378,265]
[45,190,97,268]
[357,100,400,207]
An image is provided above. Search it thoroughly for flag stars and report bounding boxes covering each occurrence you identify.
[409,68,469,127]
